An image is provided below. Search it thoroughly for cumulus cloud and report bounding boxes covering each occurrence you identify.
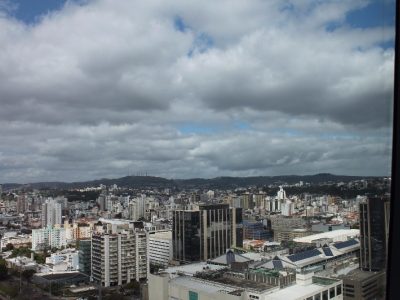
[0,0,394,183]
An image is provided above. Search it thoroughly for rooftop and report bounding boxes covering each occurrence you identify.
[293,229,359,244]
[340,269,386,281]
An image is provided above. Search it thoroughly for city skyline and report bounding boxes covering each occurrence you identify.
[0,0,395,183]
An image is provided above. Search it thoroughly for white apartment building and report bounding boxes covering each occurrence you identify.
[91,220,149,287]
[31,226,66,251]
[149,231,172,267]
[41,198,62,227]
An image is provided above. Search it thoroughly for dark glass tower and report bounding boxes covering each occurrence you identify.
[173,204,243,263]
[359,197,390,271]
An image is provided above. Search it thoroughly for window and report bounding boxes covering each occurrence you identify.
[336,285,342,295]
[322,290,328,300]
[329,287,335,299]
[314,293,321,300]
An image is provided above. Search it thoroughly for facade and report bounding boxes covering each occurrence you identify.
[341,269,385,300]
[31,226,66,251]
[78,239,92,276]
[65,221,92,241]
[359,197,390,271]
[91,221,149,287]
[41,198,62,227]
[269,215,306,231]
[243,220,271,240]
[149,230,172,267]
[16,196,27,214]
[173,204,243,263]
[274,228,312,242]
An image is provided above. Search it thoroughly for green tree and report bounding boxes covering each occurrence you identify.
[5,243,14,251]
[21,269,36,283]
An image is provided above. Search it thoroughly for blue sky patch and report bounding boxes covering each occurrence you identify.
[5,0,67,24]
[346,0,395,29]
[174,15,189,32]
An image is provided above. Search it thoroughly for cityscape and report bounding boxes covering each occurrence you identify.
[0,174,391,299]
[0,0,395,300]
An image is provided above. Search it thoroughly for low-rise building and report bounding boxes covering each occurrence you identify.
[45,248,79,271]
[148,260,343,300]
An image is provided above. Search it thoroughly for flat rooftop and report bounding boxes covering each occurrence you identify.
[149,230,172,240]
[35,272,89,282]
[340,269,385,281]
[293,229,359,243]
[164,262,226,276]
[171,276,238,294]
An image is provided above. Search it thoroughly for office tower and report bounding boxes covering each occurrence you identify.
[41,198,62,227]
[91,221,148,287]
[172,204,243,263]
[78,239,92,276]
[359,197,390,271]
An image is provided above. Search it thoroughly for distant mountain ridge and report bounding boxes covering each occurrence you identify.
[0,173,381,191]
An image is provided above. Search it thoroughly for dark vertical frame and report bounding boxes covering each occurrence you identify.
[386,0,400,298]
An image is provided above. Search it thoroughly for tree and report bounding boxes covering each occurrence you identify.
[0,258,8,280]
[21,269,36,283]
[5,243,14,251]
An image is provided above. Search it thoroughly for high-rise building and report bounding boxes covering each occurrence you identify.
[41,198,62,227]
[172,204,243,263]
[149,230,172,267]
[78,239,92,276]
[359,197,390,272]
[91,221,148,287]
[16,196,27,214]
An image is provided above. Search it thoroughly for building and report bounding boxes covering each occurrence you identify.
[340,269,385,300]
[64,221,92,241]
[359,197,390,272]
[149,230,172,268]
[243,220,271,240]
[41,198,62,227]
[0,233,31,249]
[78,239,91,276]
[274,228,312,242]
[91,221,148,287]
[293,229,360,244]
[269,215,306,231]
[31,226,66,251]
[148,261,343,300]
[16,196,27,214]
[172,204,243,263]
[45,248,79,271]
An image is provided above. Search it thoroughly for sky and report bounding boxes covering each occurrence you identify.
[0,0,395,183]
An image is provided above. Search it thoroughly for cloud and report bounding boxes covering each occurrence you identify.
[0,0,394,182]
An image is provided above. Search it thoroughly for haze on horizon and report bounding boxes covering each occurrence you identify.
[0,0,395,184]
